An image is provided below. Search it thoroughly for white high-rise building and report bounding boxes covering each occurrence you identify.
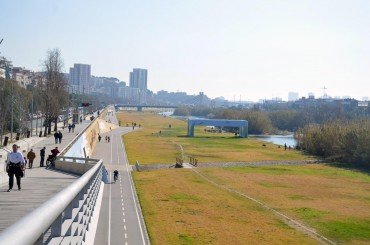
[288,92,299,101]
[129,68,147,91]
[69,64,91,94]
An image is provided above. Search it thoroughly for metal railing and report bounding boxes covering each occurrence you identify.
[0,158,103,245]
[57,156,100,164]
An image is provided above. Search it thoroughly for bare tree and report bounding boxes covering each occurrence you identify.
[37,49,68,135]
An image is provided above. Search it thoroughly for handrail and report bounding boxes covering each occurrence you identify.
[0,159,103,245]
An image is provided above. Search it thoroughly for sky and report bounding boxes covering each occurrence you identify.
[1,0,370,101]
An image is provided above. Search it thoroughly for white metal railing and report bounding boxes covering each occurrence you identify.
[0,158,103,245]
[57,156,100,164]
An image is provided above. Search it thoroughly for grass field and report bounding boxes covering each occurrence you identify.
[122,111,370,244]
[133,169,316,244]
[196,164,370,244]
[134,165,370,244]
[118,111,308,164]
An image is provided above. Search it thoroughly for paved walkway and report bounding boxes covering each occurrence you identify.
[94,111,149,245]
[0,118,92,233]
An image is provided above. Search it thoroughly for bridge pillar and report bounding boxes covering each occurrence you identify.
[187,123,195,137]
[137,106,143,112]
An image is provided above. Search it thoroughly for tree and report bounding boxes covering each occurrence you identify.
[37,49,68,135]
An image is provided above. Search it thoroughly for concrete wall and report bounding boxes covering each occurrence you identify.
[64,118,118,159]
[55,160,94,176]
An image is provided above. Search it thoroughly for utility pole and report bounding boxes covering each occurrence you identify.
[10,81,14,142]
[30,88,34,136]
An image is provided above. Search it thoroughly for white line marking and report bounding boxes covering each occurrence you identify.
[108,172,112,245]
[124,225,127,230]
[122,206,125,211]
[119,136,147,245]
[125,233,127,239]
[125,242,128,245]
[123,212,125,216]
[123,218,126,223]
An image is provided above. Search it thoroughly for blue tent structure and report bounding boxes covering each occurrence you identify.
[187,119,248,138]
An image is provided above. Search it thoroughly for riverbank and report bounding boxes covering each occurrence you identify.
[117,111,308,165]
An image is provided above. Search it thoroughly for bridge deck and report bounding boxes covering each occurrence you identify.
[0,119,91,233]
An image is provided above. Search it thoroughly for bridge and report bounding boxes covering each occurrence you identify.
[115,104,178,111]
[0,106,149,244]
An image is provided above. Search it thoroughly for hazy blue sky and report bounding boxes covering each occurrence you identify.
[1,0,370,101]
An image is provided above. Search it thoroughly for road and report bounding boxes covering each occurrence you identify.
[94,111,149,245]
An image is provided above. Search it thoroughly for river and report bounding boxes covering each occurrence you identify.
[251,134,297,147]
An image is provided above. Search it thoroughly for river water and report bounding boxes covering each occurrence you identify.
[251,135,297,147]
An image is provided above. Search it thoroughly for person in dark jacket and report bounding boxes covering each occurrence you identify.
[26,149,36,169]
[40,147,46,167]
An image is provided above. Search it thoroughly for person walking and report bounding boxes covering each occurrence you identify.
[98,134,102,142]
[54,132,58,144]
[105,135,108,142]
[58,131,63,144]
[284,143,287,151]
[108,136,110,143]
[6,144,25,192]
[72,123,75,133]
[68,124,72,133]
[40,147,46,167]
[26,149,36,169]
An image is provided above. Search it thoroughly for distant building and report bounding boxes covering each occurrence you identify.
[69,64,91,94]
[363,96,369,101]
[308,92,315,99]
[129,68,147,91]
[12,67,32,88]
[288,92,299,101]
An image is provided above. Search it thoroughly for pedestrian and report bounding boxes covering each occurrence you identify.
[27,149,36,169]
[54,131,58,144]
[105,135,108,142]
[40,147,46,167]
[284,143,287,151]
[6,144,25,192]
[68,124,72,133]
[58,131,63,144]
[108,136,110,143]
[98,134,102,142]
[72,123,75,133]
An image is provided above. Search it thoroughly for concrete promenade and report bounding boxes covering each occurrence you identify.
[0,119,91,233]
[94,112,149,245]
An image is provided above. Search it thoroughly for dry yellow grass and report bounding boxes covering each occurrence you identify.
[198,164,370,244]
[134,169,316,245]
[118,111,309,164]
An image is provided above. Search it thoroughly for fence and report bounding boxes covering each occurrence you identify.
[0,157,103,245]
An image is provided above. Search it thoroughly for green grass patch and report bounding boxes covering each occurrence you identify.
[294,207,328,220]
[178,233,194,244]
[288,195,313,201]
[225,165,370,182]
[319,219,370,242]
[259,182,292,188]
[169,193,200,202]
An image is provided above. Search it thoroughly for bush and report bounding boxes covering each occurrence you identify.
[297,119,370,165]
